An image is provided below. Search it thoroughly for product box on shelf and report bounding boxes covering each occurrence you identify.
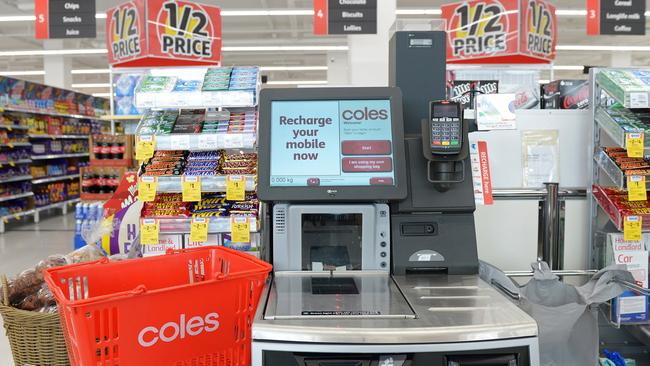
[596,69,650,108]
[90,134,134,167]
[542,80,589,109]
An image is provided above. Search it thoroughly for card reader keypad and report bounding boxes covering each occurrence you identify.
[431,117,461,148]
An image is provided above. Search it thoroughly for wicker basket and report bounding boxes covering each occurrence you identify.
[0,275,70,366]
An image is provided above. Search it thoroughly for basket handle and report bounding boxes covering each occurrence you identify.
[1,275,9,307]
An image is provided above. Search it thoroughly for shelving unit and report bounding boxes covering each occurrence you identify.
[135,66,261,252]
[589,68,650,336]
[32,173,79,185]
[0,175,32,184]
[31,153,89,160]
[0,197,79,233]
[29,134,89,139]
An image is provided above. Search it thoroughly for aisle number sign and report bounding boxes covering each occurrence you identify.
[226,175,246,201]
[626,132,644,158]
[624,215,642,241]
[140,218,160,245]
[441,0,557,64]
[190,217,209,243]
[627,176,647,201]
[106,0,222,67]
[231,216,250,244]
[182,176,202,202]
[136,135,155,161]
[138,176,158,202]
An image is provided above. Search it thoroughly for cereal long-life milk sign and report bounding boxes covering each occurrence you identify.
[106,0,222,67]
[442,0,557,64]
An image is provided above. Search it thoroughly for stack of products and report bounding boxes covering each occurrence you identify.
[0,130,28,144]
[596,69,650,106]
[0,165,30,179]
[141,150,187,176]
[24,115,100,136]
[202,66,258,91]
[600,106,650,136]
[31,139,88,155]
[136,110,178,135]
[542,80,589,109]
[173,78,203,93]
[114,72,145,116]
[33,182,67,207]
[141,193,259,219]
[141,150,257,177]
[602,147,650,176]
[0,181,31,198]
[172,110,204,134]
[73,202,105,249]
[81,168,121,195]
[0,147,30,162]
[1,114,29,129]
[136,108,258,136]
[593,185,650,230]
[138,76,176,94]
[91,135,127,161]
[0,200,28,217]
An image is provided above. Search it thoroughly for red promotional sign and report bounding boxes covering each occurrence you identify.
[106,0,146,66]
[35,0,49,39]
[314,0,328,35]
[106,0,221,68]
[586,0,600,35]
[442,0,556,64]
[478,141,493,205]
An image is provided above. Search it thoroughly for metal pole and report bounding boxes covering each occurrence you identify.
[541,182,561,269]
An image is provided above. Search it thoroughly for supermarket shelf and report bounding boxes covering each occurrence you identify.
[29,134,89,139]
[0,159,31,166]
[32,173,79,184]
[0,105,106,120]
[592,185,650,232]
[90,159,133,167]
[594,150,629,189]
[595,107,647,150]
[135,89,258,109]
[80,192,113,200]
[100,114,143,121]
[34,197,80,211]
[155,216,259,233]
[0,197,79,233]
[150,133,256,151]
[0,142,30,147]
[596,70,650,109]
[31,152,89,160]
[0,175,33,184]
[0,192,33,203]
[0,124,30,131]
[153,175,257,193]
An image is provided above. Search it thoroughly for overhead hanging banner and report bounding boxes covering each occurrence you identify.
[441,0,557,64]
[314,0,377,35]
[106,0,222,68]
[35,0,97,39]
[587,0,646,36]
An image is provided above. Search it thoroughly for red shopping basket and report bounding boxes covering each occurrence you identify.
[44,246,272,366]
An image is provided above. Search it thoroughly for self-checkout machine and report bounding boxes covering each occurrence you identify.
[251,30,539,366]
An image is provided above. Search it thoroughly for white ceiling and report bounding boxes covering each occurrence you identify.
[0,0,648,94]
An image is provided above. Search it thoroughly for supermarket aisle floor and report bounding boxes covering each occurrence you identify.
[0,212,75,366]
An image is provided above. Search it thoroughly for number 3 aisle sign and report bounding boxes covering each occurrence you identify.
[106,0,222,67]
[441,0,557,64]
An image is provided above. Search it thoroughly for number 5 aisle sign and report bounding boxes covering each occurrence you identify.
[106,0,222,67]
[441,0,557,64]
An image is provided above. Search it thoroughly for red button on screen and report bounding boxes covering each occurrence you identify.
[341,140,392,155]
[370,177,394,185]
[342,158,393,172]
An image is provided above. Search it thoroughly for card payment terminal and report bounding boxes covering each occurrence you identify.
[429,100,463,155]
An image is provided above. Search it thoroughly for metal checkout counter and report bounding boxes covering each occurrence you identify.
[252,30,540,366]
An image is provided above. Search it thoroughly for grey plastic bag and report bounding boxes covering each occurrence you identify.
[480,261,634,366]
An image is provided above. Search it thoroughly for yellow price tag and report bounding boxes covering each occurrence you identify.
[138,176,158,202]
[7,143,13,148]
[8,161,14,167]
[135,135,155,161]
[140,218,160,245]
[190,217,209,243]
[626,132,644,158]
[624,215,642,241]
[628,175,647,201]
[230,216,250,243]
[226,175,246,201]
[182,176,202,202]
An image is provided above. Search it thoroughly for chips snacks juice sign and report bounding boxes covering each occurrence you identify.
[442,0,556,64]
[106,0,221,67]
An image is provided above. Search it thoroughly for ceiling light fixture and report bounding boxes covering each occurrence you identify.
[266,80,328,85]
[92,92,111,97]
[557,45,650,51]
[71,68,111,74]
[0,70,45,76]
[552,65,585,70]
[260,66,328,71]
[0,49,108,56]
[222,46,348,51]
[71,83,111,88]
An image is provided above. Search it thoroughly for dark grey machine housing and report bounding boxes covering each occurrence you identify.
[389,31,447,135]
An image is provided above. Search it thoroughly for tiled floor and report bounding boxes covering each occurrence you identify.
[0,212,75,366]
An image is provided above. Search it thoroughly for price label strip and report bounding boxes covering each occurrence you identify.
[226,175,246,201]
[190,217,209,243]
[624,215,642,241]
[136,135,155,161]
[230,216,251,244]
[627,175,647,201]
[140,218,160,245]
[626,132,644,158]
[182,176,202,202]
[138,176,158,202]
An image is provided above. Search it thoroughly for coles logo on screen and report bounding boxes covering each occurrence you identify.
[341,107,389,121]
[137,311,219,347]
[110,2,141,61]
[156,1,217,59]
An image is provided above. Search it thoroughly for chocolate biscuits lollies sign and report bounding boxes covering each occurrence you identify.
[106,0,221,67]
[442,0,557,64]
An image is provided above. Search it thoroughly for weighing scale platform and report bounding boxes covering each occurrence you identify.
[255,273,538,344]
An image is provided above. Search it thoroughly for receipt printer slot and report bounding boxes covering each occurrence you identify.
[400,223,436,236]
